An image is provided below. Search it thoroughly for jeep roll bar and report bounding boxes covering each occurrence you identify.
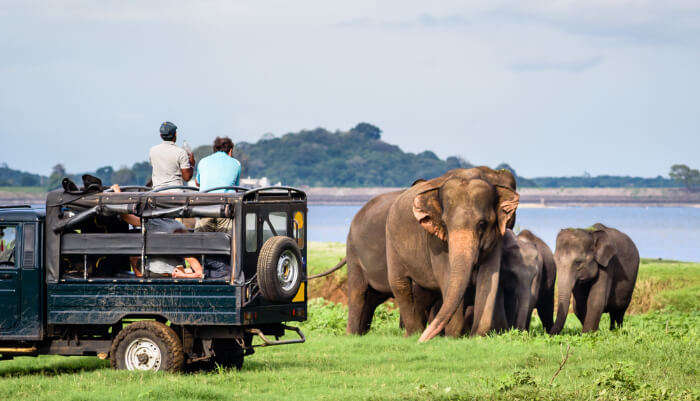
[148,186,200,193]
[202,186,249,193]
[242,186,307,201]
[103,186,152,193]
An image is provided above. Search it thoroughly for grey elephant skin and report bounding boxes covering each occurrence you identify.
[500,230,542,331]
[385,168,519,342]
[428,229,549,334]
[345,190,401,335]
[517,230,556,332]
[550,223,639,334]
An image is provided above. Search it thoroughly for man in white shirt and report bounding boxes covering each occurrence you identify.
[148,121,195,190]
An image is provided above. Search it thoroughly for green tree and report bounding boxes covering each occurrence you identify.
[111,167,136,185]
[350,122,382,140]
[47,164,66,190]
[669,164,700,192]
[94,166,114,186]
[130,162,152,185]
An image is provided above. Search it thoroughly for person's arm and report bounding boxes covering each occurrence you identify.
[110,185,142,227]
[172,257,203,279]
[234,160,241,186]
[180,150,195,182]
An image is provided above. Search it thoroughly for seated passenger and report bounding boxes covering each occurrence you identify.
[194,136,241,233]
[131,251,204,279]
[149,121,195,191]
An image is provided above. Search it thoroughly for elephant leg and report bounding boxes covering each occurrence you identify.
[513,286,532,331]
[609,310,624,330]
[536,286,555,333]
[572,285,588,327]
[502,286,517,329]
[491,287,508,333]
[346,258,388,335]
[444,299,466,337]
[413,284,440,329]
[582,271,612,333]
[390,277,426,336]
[463,305,475,335]
[471,241,502,336]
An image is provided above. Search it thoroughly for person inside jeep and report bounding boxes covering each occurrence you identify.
[129,229,205,279]
[111,184,232,280]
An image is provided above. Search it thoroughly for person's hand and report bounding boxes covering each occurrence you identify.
[111,184,122,193]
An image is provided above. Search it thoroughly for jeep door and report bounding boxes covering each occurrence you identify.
[0,224,20,331]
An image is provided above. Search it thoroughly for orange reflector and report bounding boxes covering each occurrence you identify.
[292,282,305,303]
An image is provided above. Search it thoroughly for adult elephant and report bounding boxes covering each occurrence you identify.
[517,230,556,332]
[385,167,519,342]
[550,223,639,334]
[500,230,542,331]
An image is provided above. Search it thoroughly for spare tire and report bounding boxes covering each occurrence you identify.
[257,236,303,302]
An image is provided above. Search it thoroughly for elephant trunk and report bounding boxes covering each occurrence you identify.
[550,272,574,335]
[418,230,477,342]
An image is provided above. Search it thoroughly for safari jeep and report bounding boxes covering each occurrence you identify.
[0,184,308,371]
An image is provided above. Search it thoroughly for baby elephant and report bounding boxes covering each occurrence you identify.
[500,230,543,331]
[550,223,639,334]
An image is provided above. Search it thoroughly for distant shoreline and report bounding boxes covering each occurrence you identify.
[303,187,700,207]
[2,187,699,207]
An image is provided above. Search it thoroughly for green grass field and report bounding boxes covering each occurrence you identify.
[0,243,697,401]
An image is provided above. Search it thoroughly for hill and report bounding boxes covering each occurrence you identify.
[0,122,690,189]
[232,123,472,187]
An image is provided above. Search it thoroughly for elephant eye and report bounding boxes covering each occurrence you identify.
[477,220,486,233]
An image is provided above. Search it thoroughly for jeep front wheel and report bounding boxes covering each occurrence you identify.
[110,321,184,372]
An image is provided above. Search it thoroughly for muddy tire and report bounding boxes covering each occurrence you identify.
[110,321,184,372]
[257,236,303,302]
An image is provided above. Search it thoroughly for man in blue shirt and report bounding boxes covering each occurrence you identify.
[195,136,241,192]
[195,136,241,232]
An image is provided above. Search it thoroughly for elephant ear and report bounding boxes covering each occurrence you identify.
[412,187,447,241]
[495,185,519,236]
[592,230,616,267]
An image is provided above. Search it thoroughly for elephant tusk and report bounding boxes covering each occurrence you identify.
[418,320,444,343]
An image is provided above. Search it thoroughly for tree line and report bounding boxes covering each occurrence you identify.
[1,123,697,191]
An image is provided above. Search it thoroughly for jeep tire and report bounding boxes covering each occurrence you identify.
[110,321,184,372]
[257,236,303,302]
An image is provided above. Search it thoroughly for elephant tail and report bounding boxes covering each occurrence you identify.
[307,257,347,280]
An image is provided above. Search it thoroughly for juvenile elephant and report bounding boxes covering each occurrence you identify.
[425,230,544,334]
[517,230,556,332]
[500,230,542,331]
[550,223,639,334]
[386,167,519,342]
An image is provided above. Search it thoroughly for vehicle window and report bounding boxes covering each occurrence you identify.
[263,212,288,243]
[246,213,257,252]
[0,226,17,267]
[23,224,35,268]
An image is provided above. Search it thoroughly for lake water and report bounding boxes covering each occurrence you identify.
[308,205,700,262]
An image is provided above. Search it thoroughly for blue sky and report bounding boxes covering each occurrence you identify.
[1,1,698,178]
